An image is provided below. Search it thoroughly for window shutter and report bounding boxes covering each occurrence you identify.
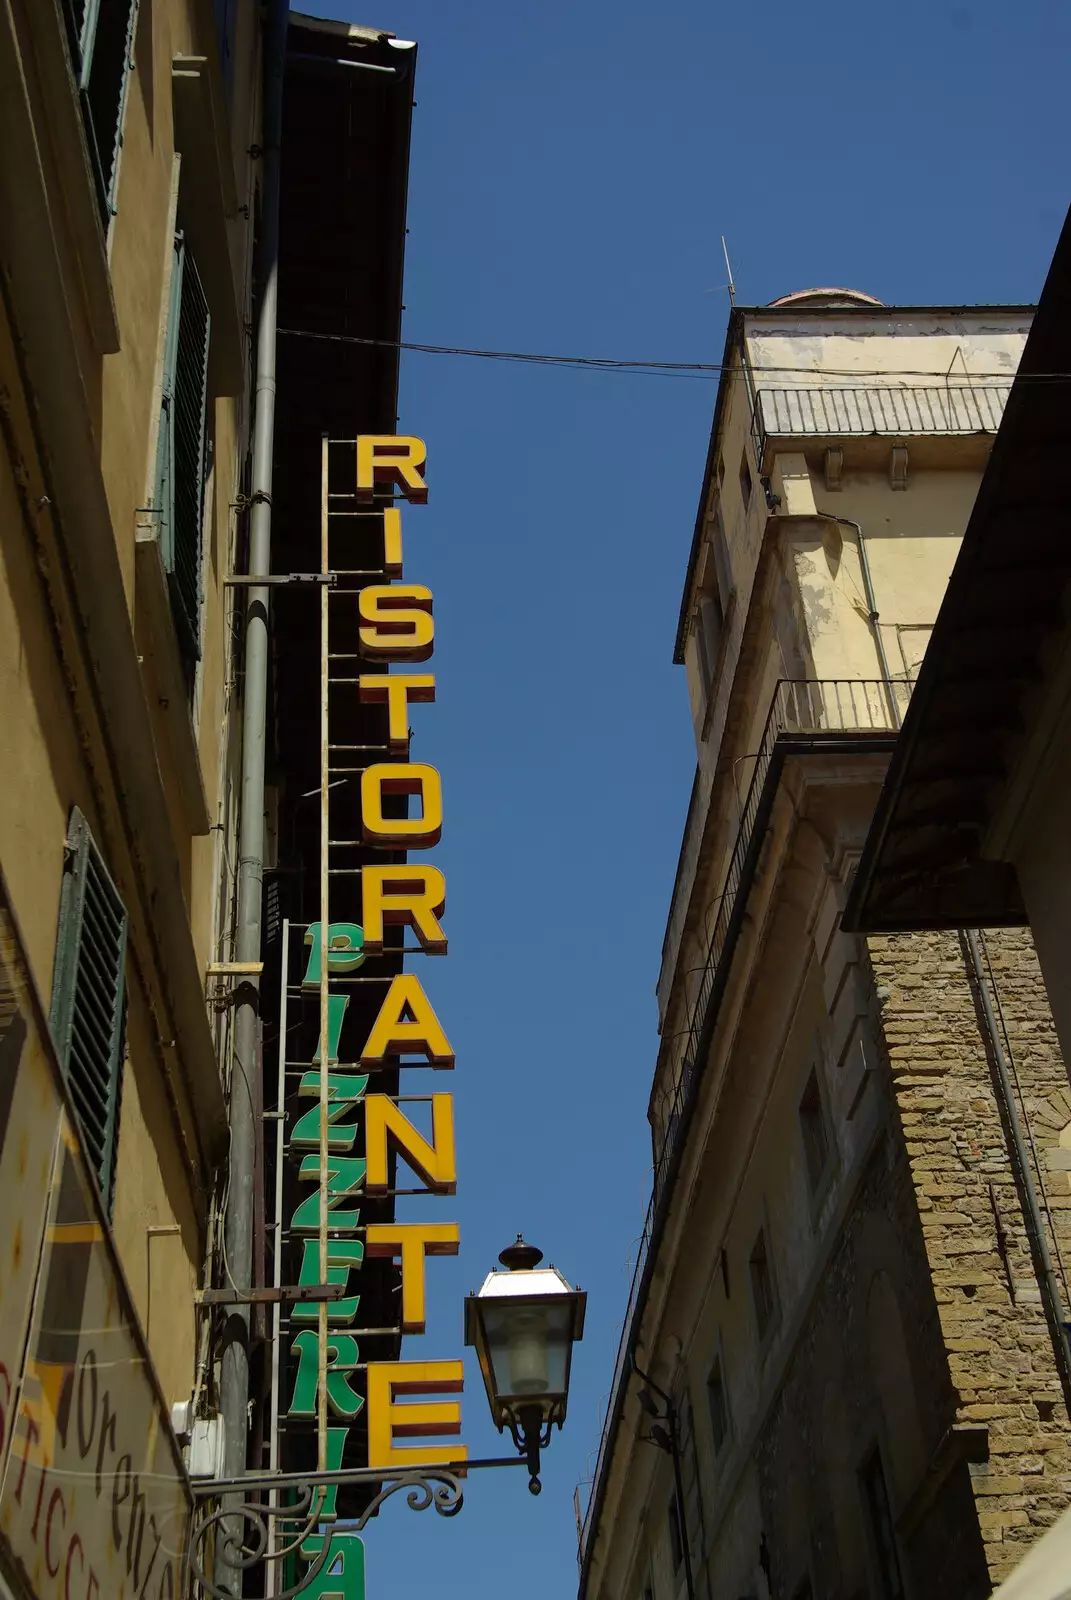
[60,0,138,222]
[50,809,129,1212]
[157,231,211,691]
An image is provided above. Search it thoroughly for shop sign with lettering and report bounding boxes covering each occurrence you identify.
[279,436,465,1589]
[0,889,190,1598]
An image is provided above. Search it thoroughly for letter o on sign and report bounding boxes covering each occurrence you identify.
[361,764,442,848]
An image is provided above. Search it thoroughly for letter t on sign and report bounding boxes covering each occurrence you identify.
[364,1222,460,1333]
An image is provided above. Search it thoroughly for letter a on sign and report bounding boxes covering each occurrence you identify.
[297,1533,366,1599]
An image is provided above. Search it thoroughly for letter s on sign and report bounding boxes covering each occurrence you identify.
[358,586,434,663]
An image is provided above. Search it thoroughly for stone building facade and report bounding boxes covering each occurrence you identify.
[578,293,1071,1600]
[869,927,1071,1587]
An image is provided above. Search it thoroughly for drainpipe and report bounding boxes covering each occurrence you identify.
[217,0,288,1590]
[631,1361,696,1600]
[817,514,900,730]
[962,929,1071,1400]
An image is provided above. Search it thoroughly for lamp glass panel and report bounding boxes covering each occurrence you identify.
[481,1298,574,1403]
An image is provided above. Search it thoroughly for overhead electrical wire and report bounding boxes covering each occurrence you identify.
[277,325,1066,384]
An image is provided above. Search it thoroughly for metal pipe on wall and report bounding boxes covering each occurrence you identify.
[962,928,1071,1402]
[817,513,901,730]
[217,0,289,1590]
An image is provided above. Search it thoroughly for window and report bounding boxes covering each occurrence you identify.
[739,451,753,510]
[49,809,129,1212]
[799,1067,832,1195]
[749,1225,776,1339]
[707,1352,730,1456]
[156,231,212,695]
[860,1448,904,1599]
[694,585,723,692]
[693,509,733,696]
[667,1494,684,1573]
[60,0,138,223]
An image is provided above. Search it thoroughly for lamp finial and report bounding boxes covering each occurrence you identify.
[498,1235,543,1271]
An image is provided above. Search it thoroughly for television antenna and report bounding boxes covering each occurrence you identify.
[703,236,737,307]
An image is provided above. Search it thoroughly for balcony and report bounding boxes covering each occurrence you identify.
[753,381,1011,463]
[578,678,905,1571]
[652,678,902,1189]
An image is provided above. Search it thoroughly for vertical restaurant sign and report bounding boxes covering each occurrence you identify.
[283,437,464,1591]
[0,888,190,1599]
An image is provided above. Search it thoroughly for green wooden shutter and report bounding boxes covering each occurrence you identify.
[60,0,138,222]
[49,809,129,1212]
[156,231,211,693]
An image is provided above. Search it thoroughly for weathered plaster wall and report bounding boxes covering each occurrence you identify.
[0,0,260,1416]
[745,316,1030,388]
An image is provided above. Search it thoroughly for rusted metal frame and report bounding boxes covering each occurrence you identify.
[318,433,331,1474]
[265,917,289,1596]
[198,1285,347,1306]
[225,573,338,586]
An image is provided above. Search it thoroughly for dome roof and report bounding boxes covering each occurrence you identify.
[767,287,885,308]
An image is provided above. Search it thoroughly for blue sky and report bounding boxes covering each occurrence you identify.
[299,0,1069,1592]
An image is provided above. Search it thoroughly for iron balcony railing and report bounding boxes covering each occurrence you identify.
[578,678,907,1570]
[752,381,1011,466]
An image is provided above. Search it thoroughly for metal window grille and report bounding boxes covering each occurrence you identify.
[49,808,129,1212]
[59,0,138,222]
[157,231,212,693]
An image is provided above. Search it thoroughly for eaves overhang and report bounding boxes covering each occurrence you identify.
[843,223,1071,935]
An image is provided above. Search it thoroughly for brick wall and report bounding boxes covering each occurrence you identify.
[867,925,1071,1586]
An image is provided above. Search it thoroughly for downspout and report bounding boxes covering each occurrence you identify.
[217,0,288,1589]
[631,1362,696,1600]
[817,514,901,730]
[962,928,1071,1402]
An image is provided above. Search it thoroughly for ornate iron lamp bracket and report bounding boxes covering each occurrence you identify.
[188,1468,464,1598]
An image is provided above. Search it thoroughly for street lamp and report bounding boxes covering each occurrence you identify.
[465,1236,586,1494]
[191,1235,585,1592]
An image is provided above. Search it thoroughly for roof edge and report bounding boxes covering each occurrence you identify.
[735,301,1036,318]
[673,308,744,664]
[288,12,393,43]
